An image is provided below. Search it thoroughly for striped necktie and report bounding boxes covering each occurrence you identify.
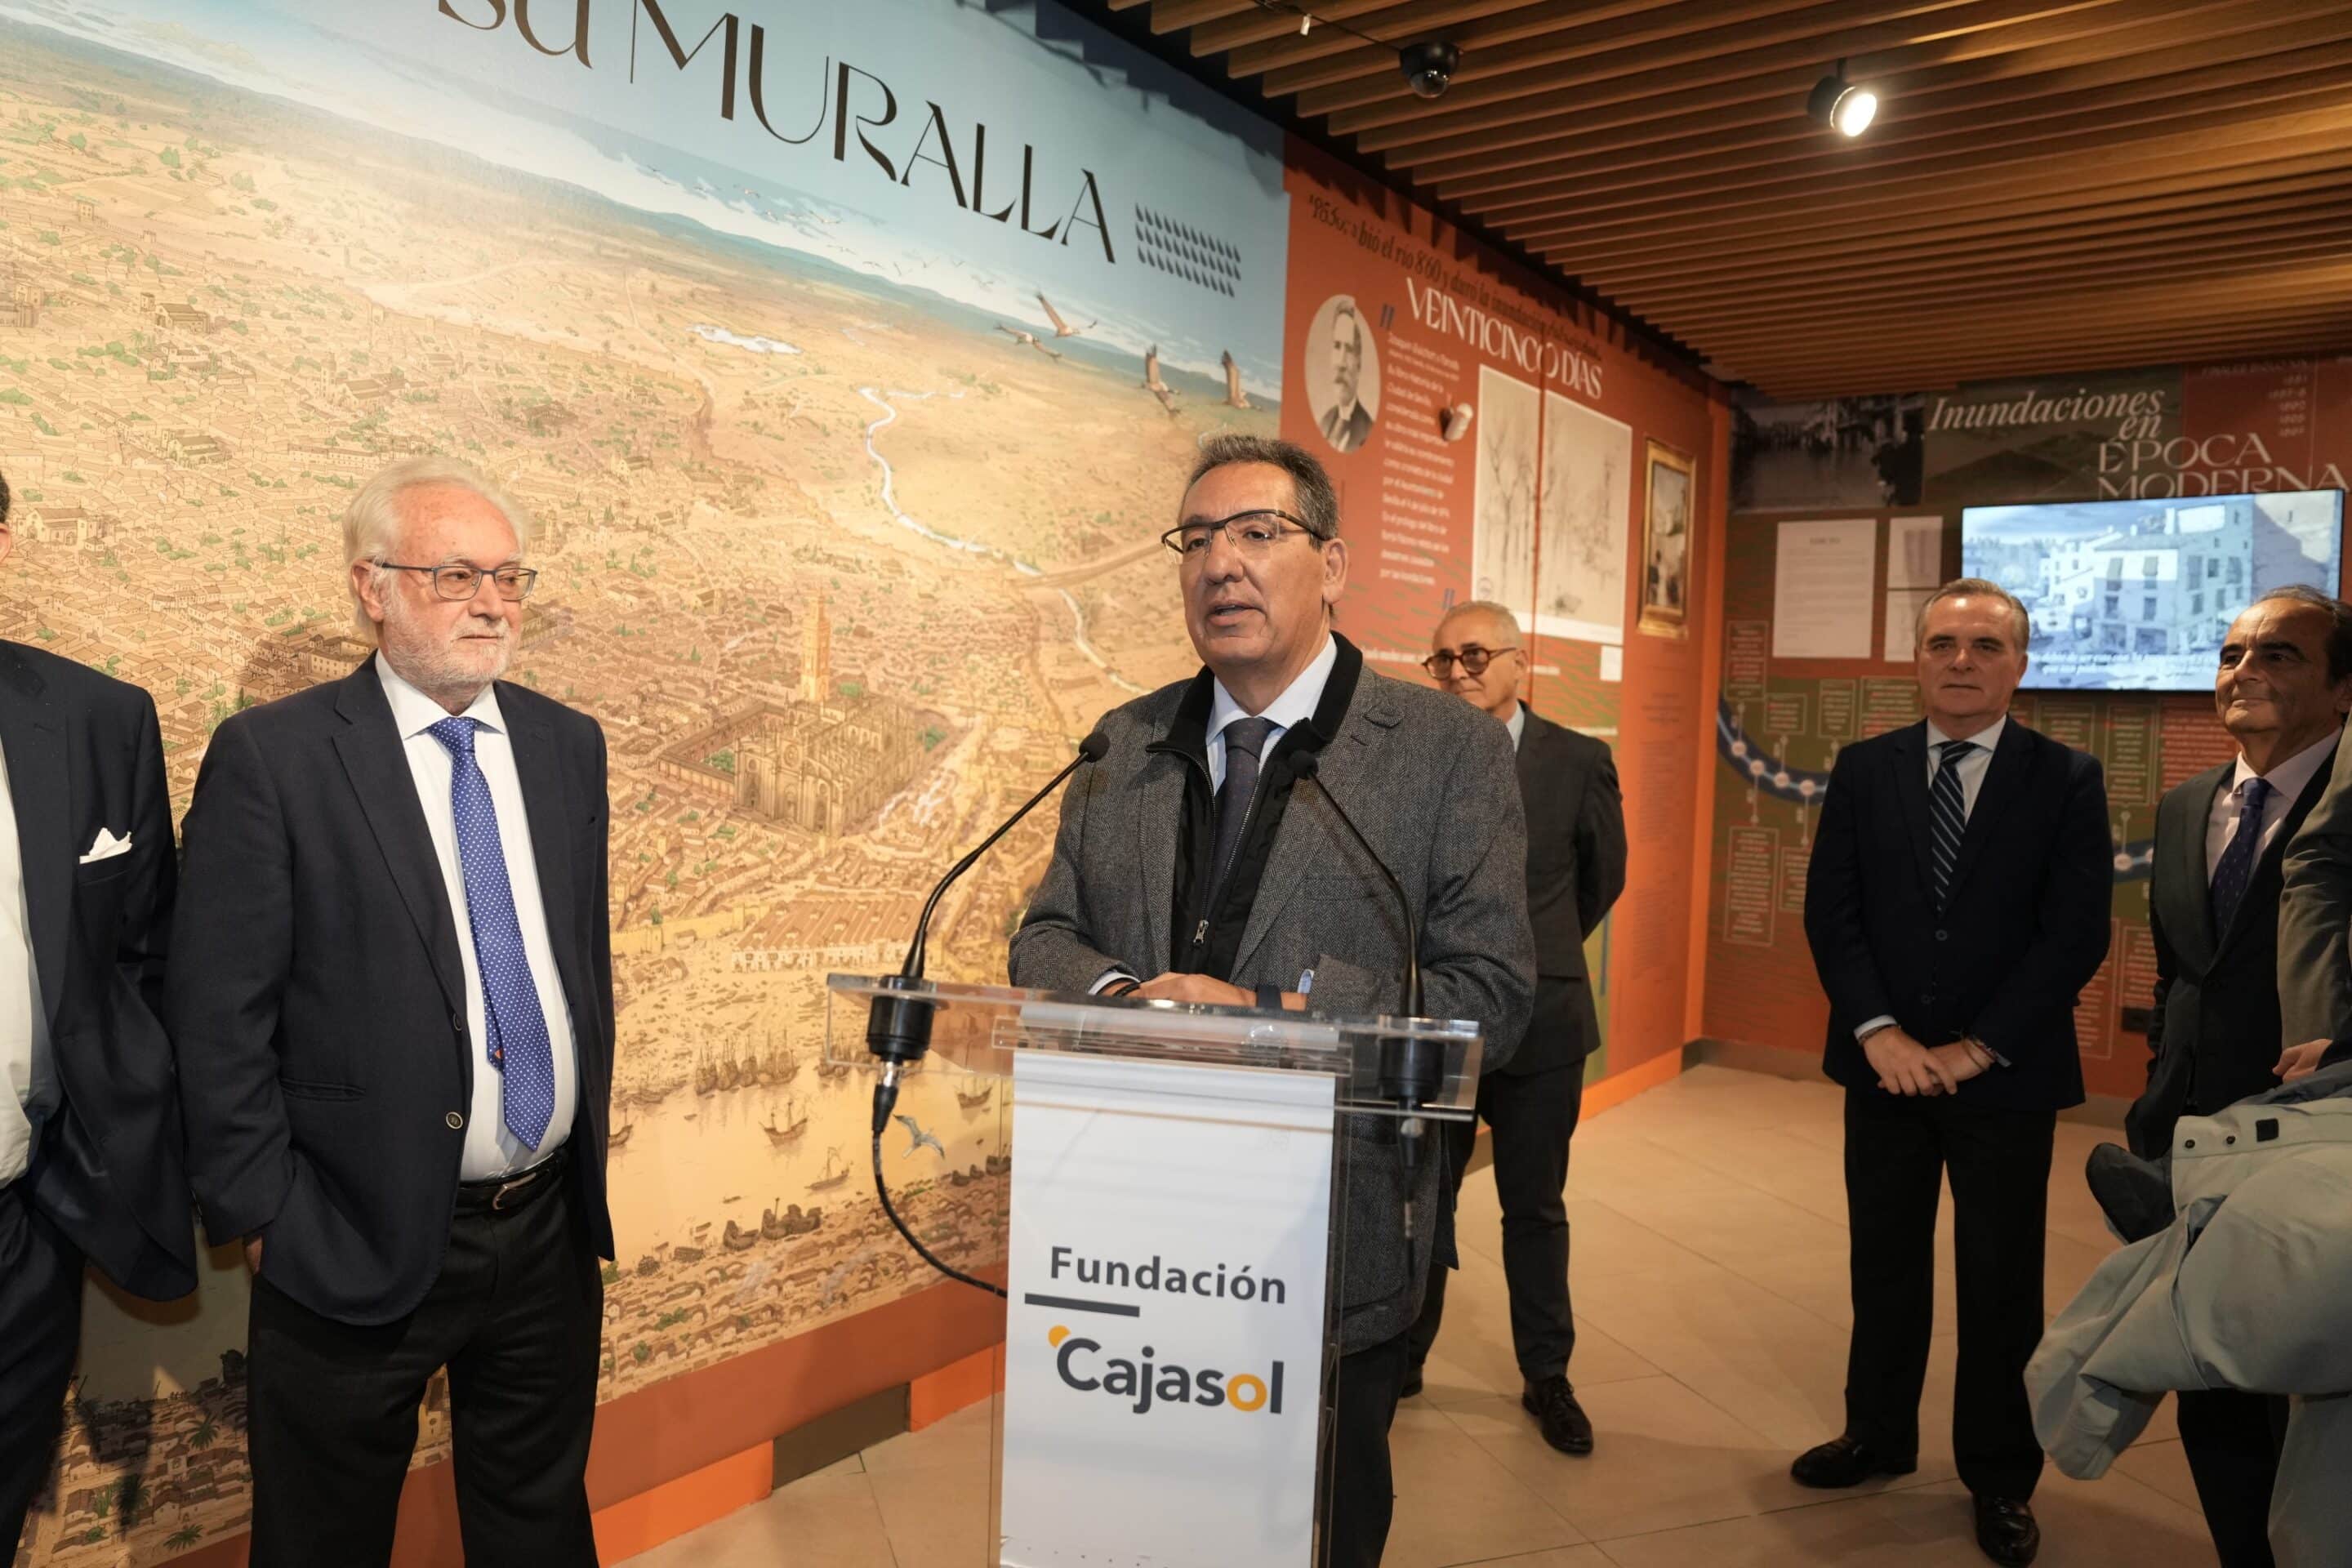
[1929,738,1976,906]
[1209,716,1277,906]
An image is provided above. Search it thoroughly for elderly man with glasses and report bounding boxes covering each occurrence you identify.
[1407,601,1624,1454]
[169,457,616,1567]
[1013,434,1535,1567]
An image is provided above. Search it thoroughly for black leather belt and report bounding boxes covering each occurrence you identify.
[456,1145,569,1216]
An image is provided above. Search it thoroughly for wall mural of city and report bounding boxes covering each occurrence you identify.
[0,2,1730,1561]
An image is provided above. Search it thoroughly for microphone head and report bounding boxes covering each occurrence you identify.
[1078,730,1111,762]
[1293,751,1321,780]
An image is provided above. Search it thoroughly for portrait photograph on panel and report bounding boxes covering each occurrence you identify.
[1304,292,1381,454]
[1640,439,1696,638]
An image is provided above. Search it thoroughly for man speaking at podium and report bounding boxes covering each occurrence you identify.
[1011,434,1535,1568]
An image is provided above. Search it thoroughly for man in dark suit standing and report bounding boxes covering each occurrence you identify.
[1406,600,1625,1456]
[0,468,196,1557]
[2129,586,2350,1567]
[1798,577,2112,1567]
[171,457,614,1567]
[1013,435,1534,1568]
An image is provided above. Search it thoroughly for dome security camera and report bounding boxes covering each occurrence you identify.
[1399,40,1460,100]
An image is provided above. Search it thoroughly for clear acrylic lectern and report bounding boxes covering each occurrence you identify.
[824,975,1485,1568]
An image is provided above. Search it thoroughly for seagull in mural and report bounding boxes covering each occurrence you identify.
[1221,350,1251,409]
[1036,292,1095,338]
[1141,345,1179,417]
[995,323,1063,361]
[894,1114,946,1158]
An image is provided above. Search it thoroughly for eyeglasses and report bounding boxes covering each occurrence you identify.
[1422,645,1519,678]
[1160,510,1326,559]
[381,562,540,602]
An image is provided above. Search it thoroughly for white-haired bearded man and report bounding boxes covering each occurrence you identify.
[169,457,616,1566]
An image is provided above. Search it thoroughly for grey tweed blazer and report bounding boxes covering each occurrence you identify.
[1010,635,1536,1351]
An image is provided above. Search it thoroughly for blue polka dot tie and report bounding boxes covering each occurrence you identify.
[427,717,555,1151]
[2209,774,2273,939]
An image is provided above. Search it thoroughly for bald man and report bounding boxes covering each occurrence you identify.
[1408,601,1625,1454]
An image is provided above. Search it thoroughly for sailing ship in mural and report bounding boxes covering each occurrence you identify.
[763,1095,809,1146]
[806,1147,851,1192]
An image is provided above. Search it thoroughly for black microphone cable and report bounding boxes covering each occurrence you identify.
[1292,755,1442,1244]
[866,730,1108,1298]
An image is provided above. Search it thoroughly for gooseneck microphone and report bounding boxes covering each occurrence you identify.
[866,729,1108,1298]
[1293,755,1441,1237]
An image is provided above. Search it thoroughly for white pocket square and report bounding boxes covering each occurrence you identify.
[79,827,132,865]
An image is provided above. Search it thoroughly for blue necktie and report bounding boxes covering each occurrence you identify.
[1929,739,1975,907]
[2209,775,2273,938]
[427,717,556,1150]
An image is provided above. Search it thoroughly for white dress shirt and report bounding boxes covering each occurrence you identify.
[1922,714,2007,816]
[1205,632,1340,792]
[378,655,577,1179]
[2205,728,2340,883]
[1505,701,1526,751]
[0,743,45,1190]
[1854,714,2011,1046]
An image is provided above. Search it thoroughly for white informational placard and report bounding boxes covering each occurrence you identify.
[1887,515,1947,589]
[1773,519,1878,659]
[1885,590,1936,663]
[1000,1053,1337,1568]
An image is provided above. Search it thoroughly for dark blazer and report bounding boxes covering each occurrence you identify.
[169,661,614,1325]
[1011,635,1535,1351]
[0,640,194,1299]
[1321,401,1374,453]
[1511,709,1626,1076]
[1805,719,2113,1113]
[2127,753,2332,1159]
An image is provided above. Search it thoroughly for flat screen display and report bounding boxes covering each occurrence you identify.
[1959,489,2345,692]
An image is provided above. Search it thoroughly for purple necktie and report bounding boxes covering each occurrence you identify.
[2209,775,2273,938]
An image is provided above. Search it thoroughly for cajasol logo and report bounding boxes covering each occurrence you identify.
[1047,1325,1287,1417]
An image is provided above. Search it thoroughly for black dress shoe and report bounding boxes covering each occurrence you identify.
[1973,1495,2039,1566]
[1789,1434,1918,1488]
[1522,1376,1594,1455]
[1399,1365,1423,1401]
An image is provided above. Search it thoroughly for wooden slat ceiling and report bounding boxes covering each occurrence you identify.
[1086,0,2352,399]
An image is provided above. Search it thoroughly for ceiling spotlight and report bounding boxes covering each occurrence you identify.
[1399,40,1460,100]
[1807,61,1878,137]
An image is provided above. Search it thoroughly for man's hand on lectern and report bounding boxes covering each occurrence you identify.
[1133,973,1254,1007]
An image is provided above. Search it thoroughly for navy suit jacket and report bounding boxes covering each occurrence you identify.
[169,661,614,1325]
[0,639,194,1299]
[1805,718,2113,1112]
[1510,710,1625,1075]
[2127,755,2331,1157]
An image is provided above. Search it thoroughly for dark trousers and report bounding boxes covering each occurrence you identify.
[246,1170,604,1568]
[1842,1088,2054,1500]
[2178,1388,2287,1568]
[1320,1330,1410,1568]
[0,1183,81,1561]
[1407,1062,1585,1383]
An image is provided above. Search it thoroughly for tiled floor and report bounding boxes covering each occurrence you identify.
[626,1065,2216,1567]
